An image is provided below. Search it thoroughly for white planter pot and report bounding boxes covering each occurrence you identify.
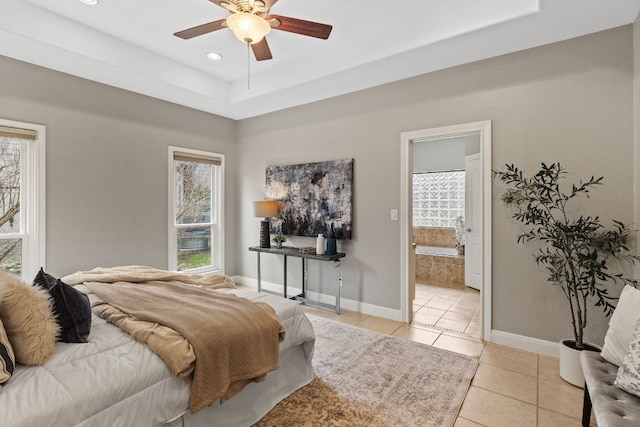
[558,339,600,388]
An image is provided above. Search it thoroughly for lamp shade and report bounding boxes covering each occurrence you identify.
[253,200,278,218]
[226,13,271,44]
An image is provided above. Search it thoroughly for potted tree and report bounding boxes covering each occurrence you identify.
[493,163,639,386]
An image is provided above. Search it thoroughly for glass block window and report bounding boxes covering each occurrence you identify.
[413,171,465,227]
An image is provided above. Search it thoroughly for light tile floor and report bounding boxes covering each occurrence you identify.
[297,282,594,426]
[413,282,482,339]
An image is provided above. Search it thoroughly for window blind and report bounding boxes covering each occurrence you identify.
[173,151,221,166]
[0,126,37,140]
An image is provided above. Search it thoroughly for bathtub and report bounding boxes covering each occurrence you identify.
[415,245,459,256]
[414,245,465,286]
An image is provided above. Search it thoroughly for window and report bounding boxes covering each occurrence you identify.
[168,147,224,273]
[0,119,45,280]
[413,170,464,227]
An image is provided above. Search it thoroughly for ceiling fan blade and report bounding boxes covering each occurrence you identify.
[208,0,227,8]
[267,15,332,39]
[174,19,226,39]
[251,38,273,61]
[262,0,279,10]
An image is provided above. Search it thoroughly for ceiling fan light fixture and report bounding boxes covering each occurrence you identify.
[226,12,271,44]
[79,0,99,5]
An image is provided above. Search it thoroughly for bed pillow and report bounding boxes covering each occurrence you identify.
[0,317,15,386]
[33,268,57,290]
[614,318,640,397]
[601,285,640,366]
[33,268,91,343]
[0,270,59,366]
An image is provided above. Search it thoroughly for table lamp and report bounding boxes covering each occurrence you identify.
[253,200,279,248]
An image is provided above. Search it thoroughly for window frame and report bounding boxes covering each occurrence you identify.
[167,146,224,274]
[0,118,46,281]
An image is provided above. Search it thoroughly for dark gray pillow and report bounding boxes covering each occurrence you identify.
[33,267,57,290]
[33,268,91,343]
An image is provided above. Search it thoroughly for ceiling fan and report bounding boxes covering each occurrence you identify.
[174,0,333,61]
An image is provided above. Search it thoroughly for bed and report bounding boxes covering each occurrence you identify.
[0,267,315,427]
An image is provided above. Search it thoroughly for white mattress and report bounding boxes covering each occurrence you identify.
[1,289,315,427]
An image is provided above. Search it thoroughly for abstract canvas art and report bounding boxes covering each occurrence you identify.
[266,159,353,239]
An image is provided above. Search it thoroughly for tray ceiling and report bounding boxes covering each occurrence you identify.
[1,0,639,119]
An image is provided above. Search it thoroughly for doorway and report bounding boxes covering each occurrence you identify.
[400,121,492,340]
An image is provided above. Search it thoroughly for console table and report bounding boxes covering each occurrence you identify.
[249,246,346,314]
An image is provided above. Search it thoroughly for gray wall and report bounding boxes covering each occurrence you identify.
[0,24,635,347]
[0,56,237,277]
[413,137,466,173]
[412,134,480,173]
[237,26,635,345]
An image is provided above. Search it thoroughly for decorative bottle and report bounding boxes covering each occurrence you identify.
[326,224,337,256]
[316,234,325,255]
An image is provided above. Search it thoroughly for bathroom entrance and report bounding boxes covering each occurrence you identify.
[412,136,472,290]
[400,121,492,340]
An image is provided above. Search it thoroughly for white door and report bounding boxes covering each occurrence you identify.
[465,154,482,290]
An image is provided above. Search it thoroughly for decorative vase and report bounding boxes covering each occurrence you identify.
[326,224,337,255]
[326,238,337,255]
[559,339,600,388]
[326,237,337,255]
[316,234,325,255]
[276,241,283,249]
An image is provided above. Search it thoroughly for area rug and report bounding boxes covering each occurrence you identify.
[254,315,479,427]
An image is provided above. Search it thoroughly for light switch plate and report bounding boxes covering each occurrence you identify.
[390,209,398,221]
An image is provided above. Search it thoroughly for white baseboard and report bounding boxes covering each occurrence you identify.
[490,329,559,358]
[232,275,402,321]
[233,275,560,356]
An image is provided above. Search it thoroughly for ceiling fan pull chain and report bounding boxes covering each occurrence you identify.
[247,41,251,90]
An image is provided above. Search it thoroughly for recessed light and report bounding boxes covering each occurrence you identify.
[206,52,223,61]
[79,0,99,5]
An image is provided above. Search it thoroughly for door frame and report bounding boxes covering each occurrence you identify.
[400,120,492,340]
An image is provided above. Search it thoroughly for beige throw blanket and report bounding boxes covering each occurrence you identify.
[64,267,285,413]
[63,265,237,289]
[74,285,198,378]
